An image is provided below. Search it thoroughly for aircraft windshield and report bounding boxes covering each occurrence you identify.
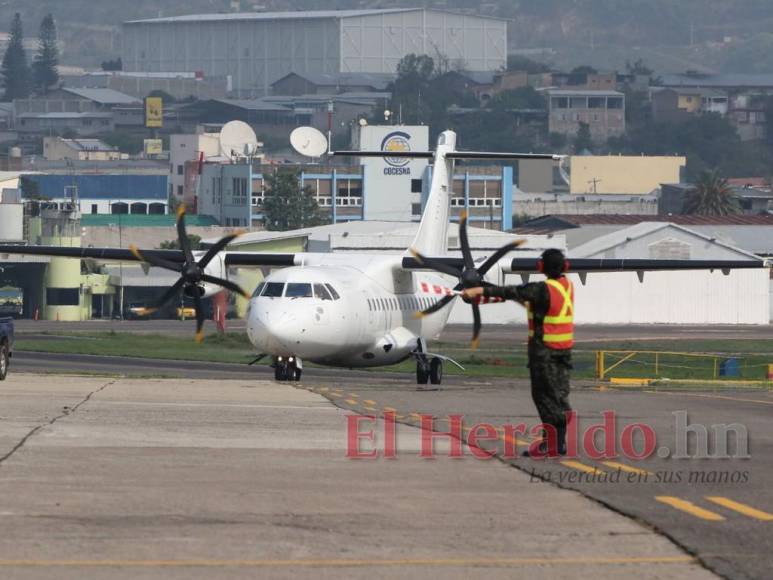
[261,282,285,297]
[313,284,333,301]
[251,282,265,298]
[325,283,341,300]
[286,283,313,298]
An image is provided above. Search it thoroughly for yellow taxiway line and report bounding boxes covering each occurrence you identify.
[656,496,725,521]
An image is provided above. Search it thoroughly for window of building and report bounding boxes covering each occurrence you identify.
[177,165,184,175]
[607,97,624,109]
[91,204,98,214]
[411,179,423,193]
[588,97,606,109]
[177,185,183,196]
[551,97,569,109]
[570,97,587,109]
[46,288,79,306]
[412,203,422,215]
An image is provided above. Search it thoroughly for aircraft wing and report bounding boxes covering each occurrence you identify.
[0,245,297,267]
[401,256,768,274]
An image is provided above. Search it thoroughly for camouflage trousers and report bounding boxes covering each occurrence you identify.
[528,351,572,429]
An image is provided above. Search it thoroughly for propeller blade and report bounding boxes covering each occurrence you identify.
[129,244,183,272]
[176,205,194,265]
[197,232,244,269]
[476,239,527,276]
[193,290,205,343]
[414,293,455,318]
[410,248,463,278]
[150,278,187,310]
[458,210,474,270]
[200,274,250,298]
[471,302,482,351]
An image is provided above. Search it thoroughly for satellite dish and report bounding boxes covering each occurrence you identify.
[290,126,328,158]
[220,121,259,158]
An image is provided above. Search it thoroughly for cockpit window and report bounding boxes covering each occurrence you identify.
[324,283,340,300]
[314,284,332,301]
[262,282,285,297]
[286,283,313,298]
[251,282,265,298]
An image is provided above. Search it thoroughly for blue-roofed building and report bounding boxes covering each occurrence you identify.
[22,174,169,215]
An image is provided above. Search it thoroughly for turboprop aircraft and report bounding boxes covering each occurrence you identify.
[0,129,766,383]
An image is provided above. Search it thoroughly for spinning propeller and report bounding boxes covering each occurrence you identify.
[129,206,250,343]
[412,211,525,350]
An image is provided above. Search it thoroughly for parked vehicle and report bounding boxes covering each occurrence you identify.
[0,316,13,380]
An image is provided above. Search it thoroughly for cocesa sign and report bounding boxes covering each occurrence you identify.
[382,131,412,176]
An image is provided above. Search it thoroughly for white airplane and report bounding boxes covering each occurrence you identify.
[1,130,765,383]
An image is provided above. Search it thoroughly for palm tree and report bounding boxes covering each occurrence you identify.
[682,170,741,216]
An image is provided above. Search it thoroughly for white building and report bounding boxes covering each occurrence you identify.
[123,9,508,96]
[169,132,222,204]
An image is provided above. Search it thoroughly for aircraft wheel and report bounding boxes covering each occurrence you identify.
[0,343,8,381]
[416,361,429,385]
[292,367,302,381]
[274,363,288,381]
[429,358,443,385]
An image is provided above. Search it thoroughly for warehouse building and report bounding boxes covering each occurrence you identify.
[122,9,508,96]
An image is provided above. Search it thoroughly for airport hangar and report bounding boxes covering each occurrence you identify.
[122,8,508,97]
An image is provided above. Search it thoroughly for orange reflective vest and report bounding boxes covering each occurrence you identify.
[527,277,574,350]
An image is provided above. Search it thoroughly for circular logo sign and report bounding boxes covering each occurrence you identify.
[381,131,411,168]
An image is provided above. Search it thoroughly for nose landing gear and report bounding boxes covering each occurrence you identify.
[273,356,302,381]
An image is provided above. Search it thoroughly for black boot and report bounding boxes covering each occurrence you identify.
[556,425,567,456]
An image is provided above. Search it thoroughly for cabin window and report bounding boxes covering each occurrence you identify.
[262,282,285,298]
[314,284,333,301]
[286,283,313,298]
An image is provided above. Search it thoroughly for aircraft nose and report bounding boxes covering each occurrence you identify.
[252,309,299,352]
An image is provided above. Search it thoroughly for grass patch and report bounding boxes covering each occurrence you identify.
[14,332,773,381]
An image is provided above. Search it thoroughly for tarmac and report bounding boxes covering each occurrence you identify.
[0,373,715,579]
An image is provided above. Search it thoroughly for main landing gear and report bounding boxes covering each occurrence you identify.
[273,356,302,382]
[415,339,442,385]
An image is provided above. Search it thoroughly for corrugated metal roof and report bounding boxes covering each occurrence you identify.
[659,73,773,89]
[18,112,113,119]
[126,9,418,24]
[571,222,761,260]
[62,87,141,105]
[81,214,219,227]
[525,214,773,227]
[23,174,168,201]
[272,72,396,90]
[547,89,623,97]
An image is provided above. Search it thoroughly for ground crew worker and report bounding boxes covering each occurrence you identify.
[463,248,574,457]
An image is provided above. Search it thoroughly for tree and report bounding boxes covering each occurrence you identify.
[506,55,551,73]
[489,87,546,111]
[262,171,326,231]
[682,171,741,215]
[101,57,122,71]
[1,13,31,101]
[159,234,202,250]
[573,122,593,153]
[390,54,436,124]
[32,14,58,95]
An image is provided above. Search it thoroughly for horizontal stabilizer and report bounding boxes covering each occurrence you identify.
[446,152,562,161]
[332,150,433,159]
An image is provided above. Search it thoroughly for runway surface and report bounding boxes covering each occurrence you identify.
[5,321,773,578]
[0,374,713,580]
